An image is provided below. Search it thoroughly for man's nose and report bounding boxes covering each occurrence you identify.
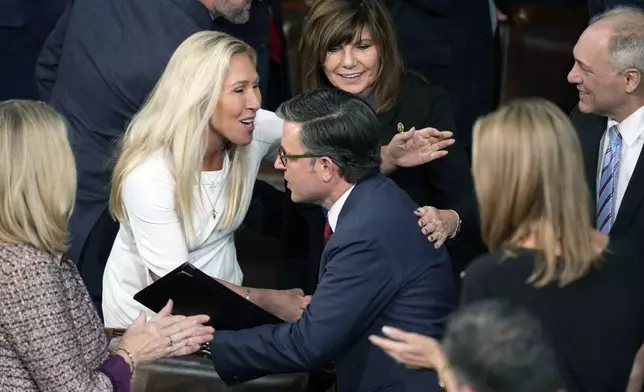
[567,64,580,84]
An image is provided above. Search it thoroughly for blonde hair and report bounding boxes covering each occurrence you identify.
[0,100,76,254]
[472,98,603,287]
[110,31,256,244]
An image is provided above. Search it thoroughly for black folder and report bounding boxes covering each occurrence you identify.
[134,262,284,330]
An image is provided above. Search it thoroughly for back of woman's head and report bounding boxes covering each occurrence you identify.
[300,0,403,113]
[472,98,601,286]
[0,100,76,254]
[110,31,256,242]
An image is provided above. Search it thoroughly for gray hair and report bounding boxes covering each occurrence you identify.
[591,6,644,74]
[275,89,382,183]
[442,300,562,392]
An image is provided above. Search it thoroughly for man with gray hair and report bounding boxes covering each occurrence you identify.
[442,301,562,392]
[568,6,644,260]
[208,88,457,392]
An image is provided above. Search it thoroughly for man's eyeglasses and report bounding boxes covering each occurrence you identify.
[278,147,323,166]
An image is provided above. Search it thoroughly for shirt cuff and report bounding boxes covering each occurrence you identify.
[98,354,132,392]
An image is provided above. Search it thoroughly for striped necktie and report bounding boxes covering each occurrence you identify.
[597,125,622,233]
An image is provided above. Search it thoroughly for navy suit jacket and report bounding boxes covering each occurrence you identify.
[211,174,457,392]
[0,0,68,100]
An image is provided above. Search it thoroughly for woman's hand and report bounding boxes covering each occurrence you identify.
[254,288,311,322]
[369,326,447,370]
[370,327,458,392]
[381,127,454,174]
[627,342,644,392]
[415,206,459,248]
[116,300,214,366]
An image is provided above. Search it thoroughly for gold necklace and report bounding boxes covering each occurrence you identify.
[202,155,230,219]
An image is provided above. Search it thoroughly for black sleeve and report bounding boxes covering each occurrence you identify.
[459,255,495,305]
[419,87,480,250]
[35,1,73,101]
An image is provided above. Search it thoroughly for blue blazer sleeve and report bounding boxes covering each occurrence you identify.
[35,2,73,101]
[210,236,407,384]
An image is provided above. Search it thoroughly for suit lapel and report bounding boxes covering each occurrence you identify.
[574,111,605,221]
[613,146,644,233]
[318,174,388,276]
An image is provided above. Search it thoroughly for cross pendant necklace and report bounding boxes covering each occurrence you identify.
[202,154,230,220]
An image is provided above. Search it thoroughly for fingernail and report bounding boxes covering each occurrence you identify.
[382,326,391,333]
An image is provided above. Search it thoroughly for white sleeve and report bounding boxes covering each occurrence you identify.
[121,157,190,279]
[253,109,283,160]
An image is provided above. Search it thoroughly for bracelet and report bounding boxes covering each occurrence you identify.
[437,362,451,388]
[115,347,137,376]
[244,287,251,301]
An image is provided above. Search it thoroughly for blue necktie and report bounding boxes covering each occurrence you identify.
[597,125,622,233]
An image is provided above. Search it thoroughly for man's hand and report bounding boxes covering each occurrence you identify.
[255,288,311,322]
[381,127,454,174]
[414,206,459,248]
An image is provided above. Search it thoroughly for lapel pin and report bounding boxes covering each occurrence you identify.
[397,122,405,133]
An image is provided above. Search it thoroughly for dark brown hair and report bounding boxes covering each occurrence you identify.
[299,0,404,113]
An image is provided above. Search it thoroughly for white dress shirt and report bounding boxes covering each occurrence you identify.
[598,106,644,217]
[327,185,355,232]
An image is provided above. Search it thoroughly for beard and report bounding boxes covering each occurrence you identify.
[213,1,251,24]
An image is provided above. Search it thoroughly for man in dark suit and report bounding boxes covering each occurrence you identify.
[35,0,286,316]
[209,89,457,392]
[384,0,495,155]
[0,0,68,100]
[568,6,644,255]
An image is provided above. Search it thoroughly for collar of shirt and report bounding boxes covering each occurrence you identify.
[327,185,355,232]
[607,105,644,146]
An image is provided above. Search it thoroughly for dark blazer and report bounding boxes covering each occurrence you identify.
[384,0,495,150]
[281,73,484,294]
[0,0,68,100]
[211,174,457,392]
[571,107,644,256]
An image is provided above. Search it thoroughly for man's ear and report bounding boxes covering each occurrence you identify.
[319,157,335,182]
[624,68,641,94]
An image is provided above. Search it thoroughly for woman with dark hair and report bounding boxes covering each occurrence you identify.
[283,0,483,293]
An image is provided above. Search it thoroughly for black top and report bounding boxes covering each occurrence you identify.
[462,238,644,392]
